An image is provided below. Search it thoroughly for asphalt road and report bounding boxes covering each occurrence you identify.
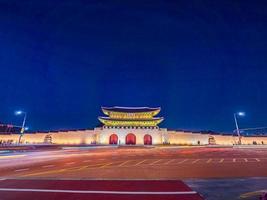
[186,177,267,200]
[1,146,267,200]
[1,146,267,179]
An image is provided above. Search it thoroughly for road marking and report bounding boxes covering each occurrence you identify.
[42,165,55,168]
[78,166,88,170]
[86,163,106,168]
[244,158,248,162]
[240,190,267,199]
[255,158,260,162]
[134,160,147,166]
[192,159,200,164]
[99,163,113,168]
[178,159,188,164]
[0,188,197,195]
[59,164,100,172]
[65,166,84,171]
[219,158,224,163]
[164,159,176,165]
[14,168,29,172]
[65,162,75,165]
[233,158,236,162]
[206,159,212,163]
[118,160,131,167]
[22,169,66,177]
[83,160,91,163]
[149,159,162,165]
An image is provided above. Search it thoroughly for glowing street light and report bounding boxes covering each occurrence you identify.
[15,111,23,115]
[15,110,27,144]
[237,112,245,117]
[234,112,245,145]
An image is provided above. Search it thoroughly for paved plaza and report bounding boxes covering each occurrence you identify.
[0,146,267,199]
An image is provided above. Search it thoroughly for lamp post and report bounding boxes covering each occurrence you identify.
[234,112,245,145]
[15,111,27,144]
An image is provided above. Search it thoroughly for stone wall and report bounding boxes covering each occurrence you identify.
[0,130,96,145]
[168,131,210,145]
[98,127,164,145]
[1,128,267,145]
[241,136,267,145]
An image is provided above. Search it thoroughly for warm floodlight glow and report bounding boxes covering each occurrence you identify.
[238,112,245,116]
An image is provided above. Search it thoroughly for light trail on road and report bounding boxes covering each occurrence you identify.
[1,147,267,179]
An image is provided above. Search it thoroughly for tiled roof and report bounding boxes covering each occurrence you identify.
[102,106,160,113]
[98,116,163,121]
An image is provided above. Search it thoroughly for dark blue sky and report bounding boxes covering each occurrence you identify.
[0,0,266,132]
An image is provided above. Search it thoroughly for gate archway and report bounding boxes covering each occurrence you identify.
[109,134,118,145]
[126,133,136,145]
[144,134,152,145]
[44,134,52,144]
[208,136,216,145]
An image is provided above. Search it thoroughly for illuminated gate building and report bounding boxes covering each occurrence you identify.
[96,107,167,145]
[2,106,267,146]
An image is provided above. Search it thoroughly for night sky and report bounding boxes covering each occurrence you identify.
[0,1,266,132]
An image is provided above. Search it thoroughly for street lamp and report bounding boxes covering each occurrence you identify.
[234,112,245,145]
[15,110,27,144]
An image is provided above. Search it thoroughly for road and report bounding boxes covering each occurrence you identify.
[0,179,204,200]
[1,146,267,179]
[1,146,267,199]
[186,177,267,200]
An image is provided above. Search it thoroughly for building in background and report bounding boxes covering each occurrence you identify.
[1,106,267,146]
[97,106,166,145]
[0,124,21,145]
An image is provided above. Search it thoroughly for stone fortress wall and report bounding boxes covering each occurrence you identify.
[168,131,267,145]
[0,130,96,145]
[1,128,267,146]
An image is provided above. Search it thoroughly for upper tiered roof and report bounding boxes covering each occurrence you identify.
[99,106,163,127]
[102,106,160,113]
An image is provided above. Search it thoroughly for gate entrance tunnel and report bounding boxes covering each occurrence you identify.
[126,133,136,145]
[144,134,152,145]
[109,134,118,144]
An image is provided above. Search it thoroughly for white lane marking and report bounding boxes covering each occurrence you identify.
[233,158,236,162]
[0,188,197,195]
[219,158,224,163]
[255,158,260,162]
[99,163,113,168]
[65,162,75,165]
[0,178,6,181]
[164,159,176,165]
[118,160,131,167]
[177,159,188,164]
[83,160,91,163]
[192,159,200,164]
[14,168,29,172]
[244,158,248,162]
[134,160,147,166]
[206,159,212,163]
[149,159,162,165]
[42,165,55,168]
